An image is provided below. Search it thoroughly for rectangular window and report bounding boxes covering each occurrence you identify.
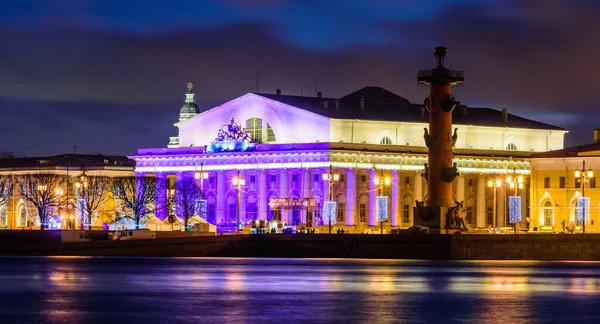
[361,175,367,183]
[359,204,367,222]
[468,179,473,186]
[559,177,565,188]
[250,175,256,183]
[313,175,319,182]
[486,207,493,226]
[271,175,277,182]
[403,204,410,223]
[466,206,473,224]
[405,177,411,185]
[337,203,345,222]
[292,175,298,182]
[591,177,596,188]
[340,174,345,182]
[228,204,236,224]
[209,177,214,184]
[544,177,550,189]
[208,204,216,224]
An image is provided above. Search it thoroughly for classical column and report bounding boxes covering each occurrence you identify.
[175,173,185,219]
[476,175,486,228]
[497,186,506,227]
[239,171,246,224]
[258,170,267,220]
[456,175,465,203]
[216,171,225,225]
[302,169,312,224]
[414,172,423,202]
[391,170,400,227]
[346,168,356,226]
[155,173,168,220]
[279,169,289,223]
[368,170,376,226]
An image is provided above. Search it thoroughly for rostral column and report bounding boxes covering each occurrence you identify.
[415,46,464,231]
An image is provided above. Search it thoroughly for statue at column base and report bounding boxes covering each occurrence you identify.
[414,200,441,230]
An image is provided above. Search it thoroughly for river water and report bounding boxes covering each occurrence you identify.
[0,257,599,323]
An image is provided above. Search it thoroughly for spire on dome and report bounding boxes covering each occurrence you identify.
[179,82,200,122]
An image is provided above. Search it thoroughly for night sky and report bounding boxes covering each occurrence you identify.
[2,0,599,157]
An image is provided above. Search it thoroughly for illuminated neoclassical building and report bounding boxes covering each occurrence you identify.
[131,83,567,231]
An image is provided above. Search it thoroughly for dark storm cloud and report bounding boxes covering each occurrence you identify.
[0,0,598,156]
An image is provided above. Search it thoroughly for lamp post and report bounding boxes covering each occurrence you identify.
[194,164,209,218]
[374,171,391,234]
[194,163,209,199]
[55,188,63,229]
[487,179,502,229]
[575,161,593,234]
[322,164,340,234]
[232,171,245,233]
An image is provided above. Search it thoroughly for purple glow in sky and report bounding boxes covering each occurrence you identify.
[1,0,598,156]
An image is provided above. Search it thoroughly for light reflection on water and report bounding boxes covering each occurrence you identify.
[0,258,600,323]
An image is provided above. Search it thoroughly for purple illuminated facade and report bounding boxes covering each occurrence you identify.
[130,84,565,231]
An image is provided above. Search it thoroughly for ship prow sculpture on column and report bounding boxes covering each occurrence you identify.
[414,46,466,233]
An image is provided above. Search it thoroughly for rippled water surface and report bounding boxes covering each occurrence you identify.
[1,257,600,323]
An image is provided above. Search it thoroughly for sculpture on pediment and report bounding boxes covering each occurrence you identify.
[213,118,252,143]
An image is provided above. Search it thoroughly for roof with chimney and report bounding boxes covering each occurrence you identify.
[254,86,566,131]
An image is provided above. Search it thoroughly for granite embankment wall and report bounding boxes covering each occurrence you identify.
[2,231,600,260]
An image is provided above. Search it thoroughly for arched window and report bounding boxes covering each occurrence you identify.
[19,205,27,227]
[543,201,554,226]
[0,207,6,227]
[266,123,276,142]
[506,143,518,151]
[245,118,263,143]
[380,137,393,145]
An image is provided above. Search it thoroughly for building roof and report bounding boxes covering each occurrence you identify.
[531,142,600,158]
[253,86,566,131]
[0,154,135,171]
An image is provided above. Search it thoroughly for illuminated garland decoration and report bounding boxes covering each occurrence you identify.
[322,201,337,225]
[206,118,256,153]
[508,196,521,224]
[577,197,591,222]
[47,216,62,230]
[195,199,207,219]
[376,196,388,222]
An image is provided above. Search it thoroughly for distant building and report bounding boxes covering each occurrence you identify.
[131,84,566,231]
[0,154,134,229]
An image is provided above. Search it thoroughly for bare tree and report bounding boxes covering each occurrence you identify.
[111,176,158,229]
[78,176,111,230]
[0,176,13,207]
[18,174,66,230]
[175,177,200,230]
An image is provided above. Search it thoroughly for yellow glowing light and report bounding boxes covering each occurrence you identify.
[384,177,391,185]
[488,180,494,188]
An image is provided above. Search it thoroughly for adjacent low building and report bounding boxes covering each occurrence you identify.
[0,154,134,229]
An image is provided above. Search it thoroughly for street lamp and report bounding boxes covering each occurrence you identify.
[322,164,340,234]
[55,188,63,228]
[374,172,391,234]
[232,171,245,233]
[574,161,593,233]
[487,178,502,229]
[194,163,209,198]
